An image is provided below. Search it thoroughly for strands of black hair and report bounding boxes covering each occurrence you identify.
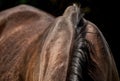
[67,37,89,81]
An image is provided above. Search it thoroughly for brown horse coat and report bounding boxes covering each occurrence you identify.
[0,4,119,81]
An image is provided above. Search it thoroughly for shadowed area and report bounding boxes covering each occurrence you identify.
[0,4,119,81]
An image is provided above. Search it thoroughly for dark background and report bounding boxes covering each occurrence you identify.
[0,0,119,76]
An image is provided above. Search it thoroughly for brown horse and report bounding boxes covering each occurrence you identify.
[0,4,119,81]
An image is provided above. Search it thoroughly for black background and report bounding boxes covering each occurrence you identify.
[0,0,119,76]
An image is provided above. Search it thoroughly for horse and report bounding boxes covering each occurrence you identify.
[0,4,119,81]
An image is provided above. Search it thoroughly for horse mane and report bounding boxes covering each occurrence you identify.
[0,4,119,81]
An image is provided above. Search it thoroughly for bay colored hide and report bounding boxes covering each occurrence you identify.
[0,4,119,81]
